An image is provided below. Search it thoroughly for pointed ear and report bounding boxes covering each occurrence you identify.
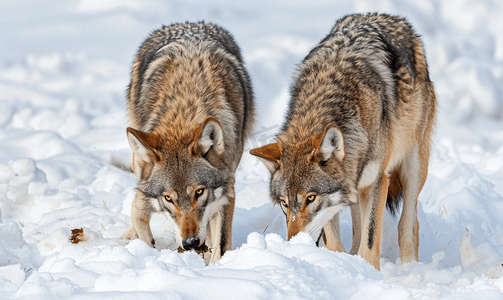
[250,143,281,173]
[313,124,344,162]
[126,127,161,179]
[193,117,224,156]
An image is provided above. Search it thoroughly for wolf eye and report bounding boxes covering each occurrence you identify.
[195,188,204,198]
[306,195,316,204]
[281,199,288,207]
[164,195,173,203]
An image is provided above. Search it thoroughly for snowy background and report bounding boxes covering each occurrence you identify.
[1,0,503,299]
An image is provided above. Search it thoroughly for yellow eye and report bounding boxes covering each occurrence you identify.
[281,199,288,207]
[164,195,173,203]
[306,195,316,203]
[195,189,204,197]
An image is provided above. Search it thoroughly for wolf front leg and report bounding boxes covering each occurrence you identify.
[357,174,390,270]
[207,186,235,264]
[122,192,155,247]
[322,213,345,252]
[321,205,362,254]
[349,202,361,255]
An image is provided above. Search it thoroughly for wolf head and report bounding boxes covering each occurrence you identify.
[250,124,357,243]
[127,116,231,251]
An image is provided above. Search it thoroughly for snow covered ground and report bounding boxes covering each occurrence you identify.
[1,0,503,299]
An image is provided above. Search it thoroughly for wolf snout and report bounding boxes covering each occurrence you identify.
[182,236,201,250]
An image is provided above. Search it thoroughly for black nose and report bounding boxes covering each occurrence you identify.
[182,236,200,250]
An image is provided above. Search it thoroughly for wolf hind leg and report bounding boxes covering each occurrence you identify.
[398,143,427,263]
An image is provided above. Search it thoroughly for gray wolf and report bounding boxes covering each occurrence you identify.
[122,21,255,264]
[250,13,436,270]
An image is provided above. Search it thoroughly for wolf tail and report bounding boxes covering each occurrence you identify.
[386,169,403,215]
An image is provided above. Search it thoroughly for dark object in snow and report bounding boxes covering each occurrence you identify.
[69,228,86,244]
[177,244,211,258]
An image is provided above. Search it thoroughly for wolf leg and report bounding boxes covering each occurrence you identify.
[208,184,235,264]
[349,202,361,255]
[358,174,390,270]
[223,192,235,253]
[121,224,139,240]
[207,202,234,264]
[127,194,155,247]
[322,213,345,252]
[398,143,427,263]
[207,212,223,264]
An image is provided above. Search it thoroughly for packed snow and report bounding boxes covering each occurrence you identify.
[1,0,503,299]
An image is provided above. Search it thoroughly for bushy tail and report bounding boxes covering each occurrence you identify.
[386,169,403,215]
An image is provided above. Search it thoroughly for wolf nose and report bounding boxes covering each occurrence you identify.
[182,236,200,250]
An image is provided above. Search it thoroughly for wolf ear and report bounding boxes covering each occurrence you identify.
[194,117,225,156]
[250,143,282,173]
[314,124,345,163]
[127,128,161,179]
